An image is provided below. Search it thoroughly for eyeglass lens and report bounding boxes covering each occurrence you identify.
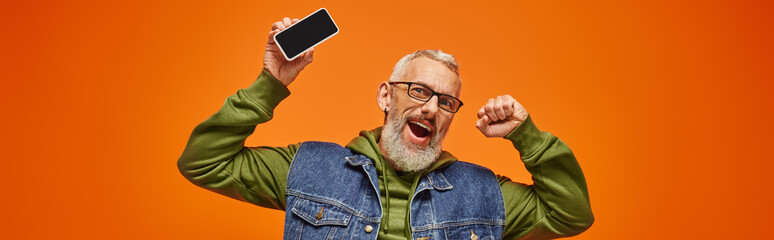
[407,84,460,112]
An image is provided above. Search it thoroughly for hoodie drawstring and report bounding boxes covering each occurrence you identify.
[380,154,390,232]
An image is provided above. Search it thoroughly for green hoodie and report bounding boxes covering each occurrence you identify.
[178,69,594,239]
[345,126,458,239]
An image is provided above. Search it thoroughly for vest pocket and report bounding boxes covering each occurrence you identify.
[289,198,353,239]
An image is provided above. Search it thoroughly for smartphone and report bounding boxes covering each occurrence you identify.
[273,8,339,61]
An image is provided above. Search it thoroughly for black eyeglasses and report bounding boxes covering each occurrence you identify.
[388,82,463,113]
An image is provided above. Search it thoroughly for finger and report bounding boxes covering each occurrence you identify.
[282,17,292,28]
[477,105,486,118]
[494,96,507,120]
[267,29,280,44]
[291,18,300,24]
[481,115,492,125]
[501,96,514,117]
[485,99,499,122]
[272,21,284,31]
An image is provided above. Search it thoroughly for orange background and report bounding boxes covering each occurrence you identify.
[2,0,773,239]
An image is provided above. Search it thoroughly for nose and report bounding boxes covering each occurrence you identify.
[420,95,440,117]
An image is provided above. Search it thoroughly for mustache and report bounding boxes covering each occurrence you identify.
[403,114,437,131]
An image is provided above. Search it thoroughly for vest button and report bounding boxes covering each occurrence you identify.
[315,207,324,220]
[364,225,373,233]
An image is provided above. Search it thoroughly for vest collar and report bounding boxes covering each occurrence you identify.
[347,154,454,191]
[345,155,372,166]
[418,171,454,192]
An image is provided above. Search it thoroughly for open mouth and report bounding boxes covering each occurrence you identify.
[407,120,433,140]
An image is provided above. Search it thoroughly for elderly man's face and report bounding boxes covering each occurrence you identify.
[380,56,461,172]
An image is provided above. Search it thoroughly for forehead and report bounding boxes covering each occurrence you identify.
[402,57,461,97]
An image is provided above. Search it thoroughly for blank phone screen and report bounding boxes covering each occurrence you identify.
[275,9,338,60]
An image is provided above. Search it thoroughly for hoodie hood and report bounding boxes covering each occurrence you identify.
[345,127,458,174]
[345,126,458,236]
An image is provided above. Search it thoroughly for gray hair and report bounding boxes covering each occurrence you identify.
[388,50,460,83]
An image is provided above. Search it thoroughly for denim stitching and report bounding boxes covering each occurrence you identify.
[410,219,506,231]
[433,172,453,190]
[325,225,337,240]
[290,206,350,226]
[287,190,381,222]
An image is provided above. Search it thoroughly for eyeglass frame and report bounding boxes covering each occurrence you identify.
[388,81,464,113]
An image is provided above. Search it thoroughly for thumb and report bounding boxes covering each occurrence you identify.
[475,115,491,131]
[303,48,314,63]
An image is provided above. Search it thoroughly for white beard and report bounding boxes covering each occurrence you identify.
[380,107,446,173]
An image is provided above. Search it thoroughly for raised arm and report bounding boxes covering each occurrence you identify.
[475,95,594,239]
[177,17,313,210]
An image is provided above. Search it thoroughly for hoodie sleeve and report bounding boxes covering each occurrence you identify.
[498,116,594,239]
[177,69,298,210]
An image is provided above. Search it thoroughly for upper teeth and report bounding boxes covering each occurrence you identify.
[411,121,432,132]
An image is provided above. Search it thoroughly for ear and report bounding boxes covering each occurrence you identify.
[377,81,392,111]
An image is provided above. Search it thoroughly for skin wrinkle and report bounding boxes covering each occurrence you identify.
[376,53,462,235]
[379,56,461,173]
[381,107,446,173]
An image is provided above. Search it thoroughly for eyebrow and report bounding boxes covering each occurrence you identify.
[407,80,459,97]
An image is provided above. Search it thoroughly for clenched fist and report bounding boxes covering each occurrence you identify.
[264,17,315,87]
[475,95,529,138]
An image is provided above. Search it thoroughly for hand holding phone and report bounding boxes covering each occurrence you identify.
[264,17,313,87]
[263,8,339,87]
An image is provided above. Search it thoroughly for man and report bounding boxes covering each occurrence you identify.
[178,17,593,240]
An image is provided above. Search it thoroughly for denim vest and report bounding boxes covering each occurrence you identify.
[283,141,505,240]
